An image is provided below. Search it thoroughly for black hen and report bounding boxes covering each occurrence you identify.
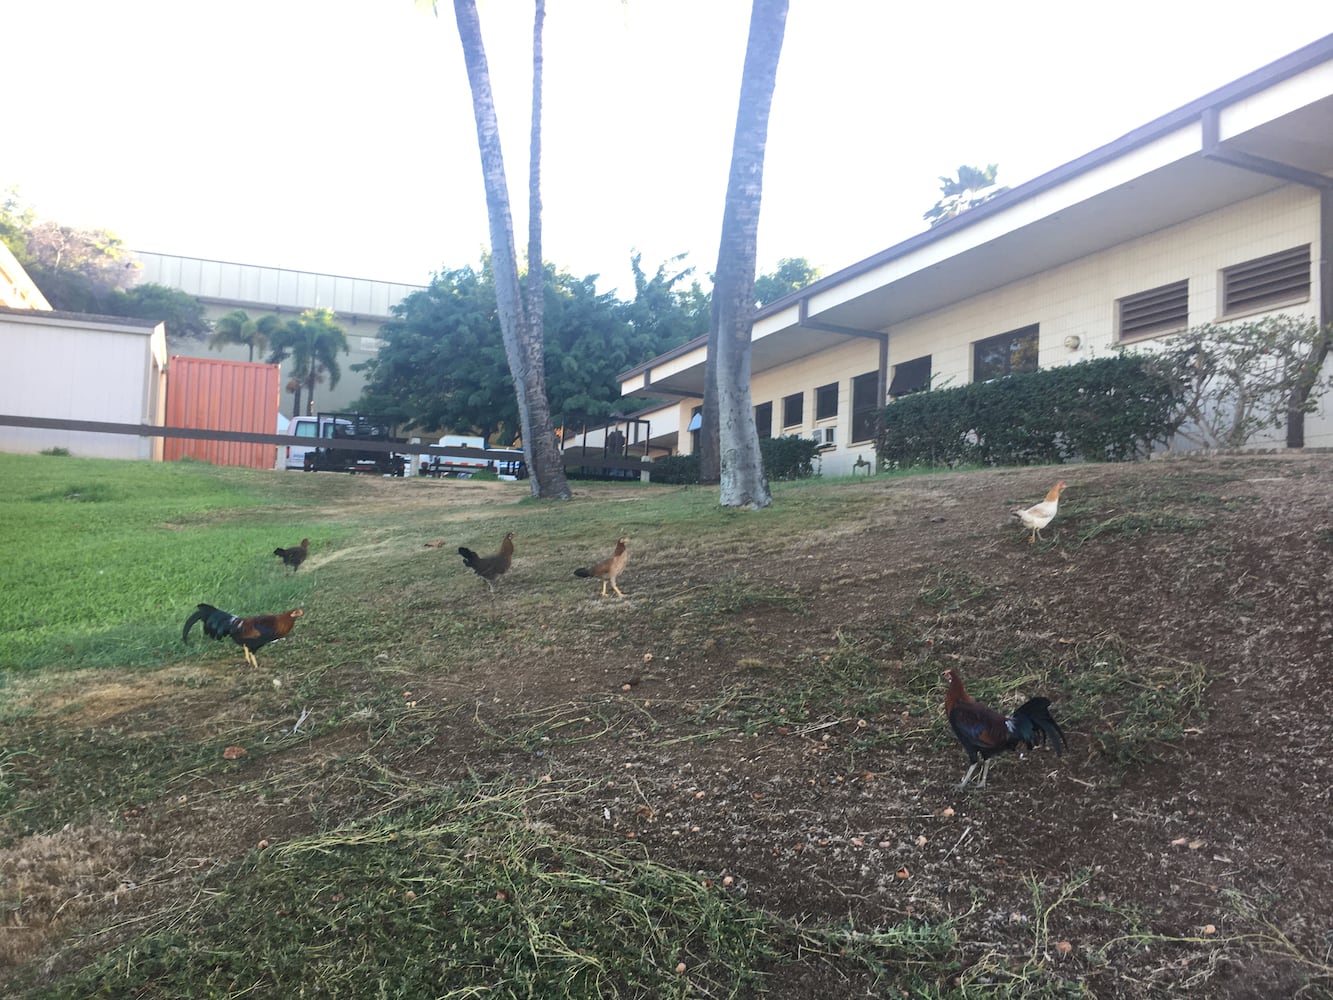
[182,603,304,669]
[458,532,514,592]
[943,668,1066,788]
[274,538,309,572]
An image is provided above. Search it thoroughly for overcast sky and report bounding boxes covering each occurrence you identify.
[7,2,1328,297]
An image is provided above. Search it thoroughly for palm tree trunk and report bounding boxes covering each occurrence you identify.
[453,0,570,499]
[708,0,787,509]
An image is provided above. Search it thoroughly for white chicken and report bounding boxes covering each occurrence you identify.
[1012,481,1067,544]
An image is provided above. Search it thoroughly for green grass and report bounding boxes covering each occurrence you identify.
[0,453,1261,998]
[0,455,332,669]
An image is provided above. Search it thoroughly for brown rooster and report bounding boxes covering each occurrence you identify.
[182,603,304,669]
[574,537,629,598]
[458,532,514,592]
[273,538,309,572]
[943,667,1066,788]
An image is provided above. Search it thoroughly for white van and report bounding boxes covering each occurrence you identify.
[283,415,351,470]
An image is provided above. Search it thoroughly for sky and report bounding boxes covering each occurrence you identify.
[7,2,1330,299]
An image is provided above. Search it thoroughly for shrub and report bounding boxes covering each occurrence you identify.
[759,435,824,480]
[876,354,1182,469]
[648,453,700,484]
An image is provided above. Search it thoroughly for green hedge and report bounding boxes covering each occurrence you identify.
[876,355,1181,469]
[646,435,825,484]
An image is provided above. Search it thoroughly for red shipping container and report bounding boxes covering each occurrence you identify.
[165,356,281,469]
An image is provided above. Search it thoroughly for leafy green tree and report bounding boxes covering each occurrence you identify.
[105,284,211,343]
[0,185,36,262]
[544,267,658,429]
[355,258,698,443]
[754,256,820,307]
[267,308,349,416]
[924,164,1008,227]
[0,189,137,312]
[622,252,711,346]
[209,309,282,361]
[355,264,515,442]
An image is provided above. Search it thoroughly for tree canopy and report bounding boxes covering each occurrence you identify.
[753,256,819,307]
[267,308,350,416]
[2,187,209,339]
[354,256,706,442]
[924,164,1008,227]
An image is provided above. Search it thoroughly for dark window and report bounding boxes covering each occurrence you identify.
[815,382,838,421]
[689,405,702,452]
[889,355,932,397]
[850,371,881,443]
[1118,280,1188,341]
[754,401,773,439]
[782,392,803,429]
[1223,245,1310,315]
[973,324,1039,381]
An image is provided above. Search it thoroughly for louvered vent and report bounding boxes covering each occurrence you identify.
[1223,245,1310,315]
[1118,280,1188,341]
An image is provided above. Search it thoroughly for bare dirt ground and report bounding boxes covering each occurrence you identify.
[4,454,1333,997]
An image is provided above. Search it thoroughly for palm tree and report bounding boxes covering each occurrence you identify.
[209,309,281,362]
[267,308,349,415]
[452,0,570,500]
[699,0,787,508]
[924,164,1008,227]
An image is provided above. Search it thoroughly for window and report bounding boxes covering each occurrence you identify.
[754,401,773,439]
[1118,280,1188,341]
[889,355,932,397]
[815,382,838,421]
[689,405,702,452]
[973,324,1038,382]
[1223,245,1310,315]
[782,392,803,429]
[850,371,881,443]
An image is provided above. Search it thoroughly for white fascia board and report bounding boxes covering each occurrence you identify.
[1219,61,1333,138]
[790,123,1204,324]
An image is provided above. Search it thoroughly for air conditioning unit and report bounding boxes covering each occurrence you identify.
[813,427,835,448]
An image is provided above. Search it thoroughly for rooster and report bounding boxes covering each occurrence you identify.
[273,538,309,572]
[943,668,1066,788]
[574,537,629,598]
[182,603,304,669]
[458,532,514,592]
[1012,480,1067,544]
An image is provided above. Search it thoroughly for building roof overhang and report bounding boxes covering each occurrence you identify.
[620,34,1333,402]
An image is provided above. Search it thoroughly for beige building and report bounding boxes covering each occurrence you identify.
[616,36,1333,476]
[0,306,167,459]
[1,240,168,459]
[136,251,425,418]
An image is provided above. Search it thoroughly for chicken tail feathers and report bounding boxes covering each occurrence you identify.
[573,568,592,578]
[182,603,238,644]
[183,603,222,643]
[1012,696,1066,755]
[458,547,480,571]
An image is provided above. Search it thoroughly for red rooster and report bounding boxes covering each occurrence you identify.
[182,603,304,669]
[943,668,1066,788]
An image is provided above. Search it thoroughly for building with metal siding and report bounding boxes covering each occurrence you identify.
[136,251,426,417]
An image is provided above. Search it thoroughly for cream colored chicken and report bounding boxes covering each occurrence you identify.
[1012,481,1066,543]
